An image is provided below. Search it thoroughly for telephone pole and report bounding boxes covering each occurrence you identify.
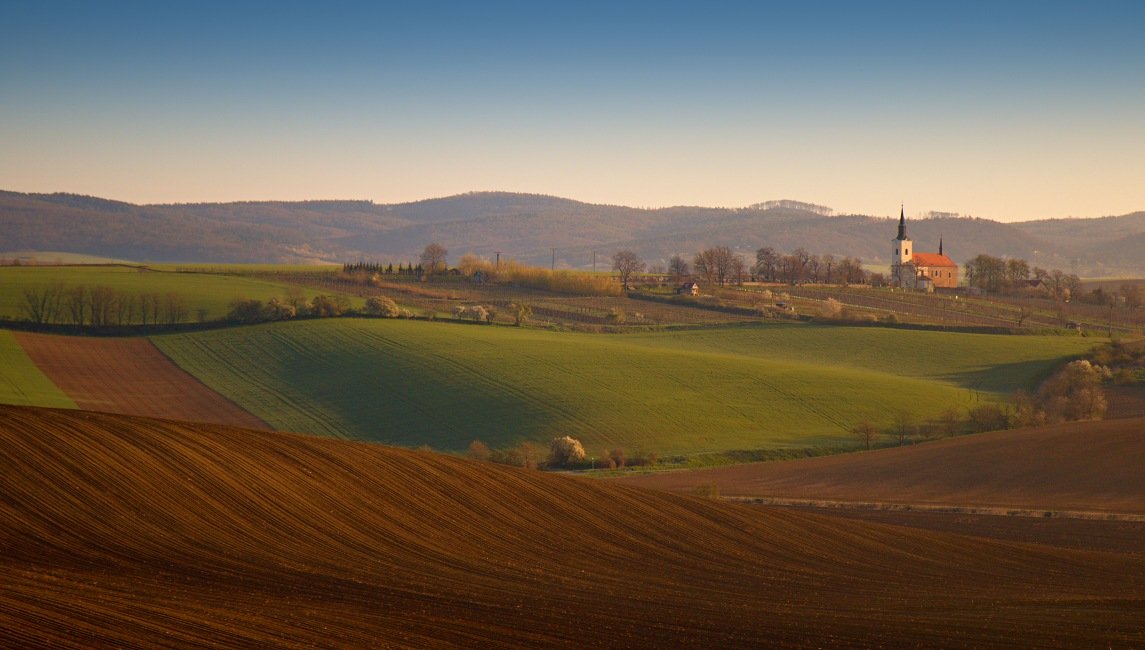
[551,248,556,271]
[494,251,501,270]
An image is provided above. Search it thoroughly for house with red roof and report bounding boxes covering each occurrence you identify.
[890,207,959,290]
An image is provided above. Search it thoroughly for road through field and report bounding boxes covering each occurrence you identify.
[13,332,269,429]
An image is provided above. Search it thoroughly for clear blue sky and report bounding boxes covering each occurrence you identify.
[2,0,1143,221]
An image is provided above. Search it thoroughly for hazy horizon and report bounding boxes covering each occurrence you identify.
[3,1,1143,222]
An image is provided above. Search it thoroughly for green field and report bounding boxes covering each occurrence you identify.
[0,331,75,408]
[153,320,1095,455]
[0,266,358,323]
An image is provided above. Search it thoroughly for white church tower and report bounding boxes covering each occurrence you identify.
[891,205,912,286]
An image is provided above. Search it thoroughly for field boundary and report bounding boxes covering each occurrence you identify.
[734,496,1145,522]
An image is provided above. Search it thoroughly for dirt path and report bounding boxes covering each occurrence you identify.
[13,332,269,430]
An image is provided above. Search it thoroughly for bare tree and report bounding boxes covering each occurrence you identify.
[730,254,747,285]
[668,254,691,283]
[821,254,836,285]
[694,246,737,286]
[64,286,88,327]
[163,292,188,325]
[892,411,918,446]
[853,420,879,451]
[19,285,61,325]
[755,247,779,282]
[88,286,117,327]
[420,242,448,275]
[612,250,645,291]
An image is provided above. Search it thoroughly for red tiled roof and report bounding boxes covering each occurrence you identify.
[911,252,957,267]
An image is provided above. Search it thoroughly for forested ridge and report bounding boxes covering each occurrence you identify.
[2,189,1143,274]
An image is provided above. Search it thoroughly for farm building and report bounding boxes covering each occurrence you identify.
[890,207,959,290]
[677,281,700,296]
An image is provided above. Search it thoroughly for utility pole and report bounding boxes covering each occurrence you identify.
[593,251,597,273]
[494,251,501,270]
[551,248,556,271]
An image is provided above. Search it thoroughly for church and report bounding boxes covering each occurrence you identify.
[891,207,959,290]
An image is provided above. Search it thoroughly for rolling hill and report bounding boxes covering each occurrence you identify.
[3,405,1143,648]
[3,189,1143,274]
[149,319,1093,454]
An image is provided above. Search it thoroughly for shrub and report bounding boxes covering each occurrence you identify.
[454,305,491,322]
[606,308,626,325]
[627,449,659,467]
[490,441,540,469]
[1036,359,1108,422]
[466,440,491,461]
[602,448,626,469]
[968,404,1009,432]
[226,298,268,324]
[365,295,400,318]
[820,298,843,319]
[265,297,297,320]
[549,436,586,467]
[310,294,344,317]
[510,303,532,326]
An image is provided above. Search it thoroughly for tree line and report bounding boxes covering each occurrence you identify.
[963,254,1081,298]
[611,246,867,289]
[19,284,193,327]
[16,283,409,328]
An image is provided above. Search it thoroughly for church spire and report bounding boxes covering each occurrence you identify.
[896,204,907,240]
[939,236,944,256]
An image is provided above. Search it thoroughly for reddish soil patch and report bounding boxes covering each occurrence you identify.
[3,405,1145,648]
[1106,384,1145,419]
[619,418,1145,515]
[792,507,1145,554]
[13,332,268,430]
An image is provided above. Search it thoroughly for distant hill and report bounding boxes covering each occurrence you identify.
[2,189,1142,274]
[4,404,1144,647]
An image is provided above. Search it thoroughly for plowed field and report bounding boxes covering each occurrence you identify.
[13,332,268,429]
[2,405,1144,648]
[619,418,1145,515]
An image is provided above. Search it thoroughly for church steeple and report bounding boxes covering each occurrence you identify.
[939,236,944,256]
[896,205,907,241]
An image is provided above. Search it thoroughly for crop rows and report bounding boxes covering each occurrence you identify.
[153,319,1092,454]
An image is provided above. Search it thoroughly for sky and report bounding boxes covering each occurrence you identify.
[2,1,1143,222]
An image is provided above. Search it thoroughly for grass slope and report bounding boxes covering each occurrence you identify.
[0,331,74,409]
[0,266,350,323]
[620,323,1095,393]
[154,320,1092,455]
[4,406,1145,648]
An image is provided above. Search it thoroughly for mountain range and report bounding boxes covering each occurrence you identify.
[2,190,1142,276]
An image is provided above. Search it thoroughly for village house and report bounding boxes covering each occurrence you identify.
[676,281,700,296]
[890,207,959,291]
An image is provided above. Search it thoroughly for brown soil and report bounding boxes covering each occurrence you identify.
[13,331,268,429]
[3,405,1145,648]
[619,418,1145,515]
[789,507,1145,554]
[1106,384,1145,419]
